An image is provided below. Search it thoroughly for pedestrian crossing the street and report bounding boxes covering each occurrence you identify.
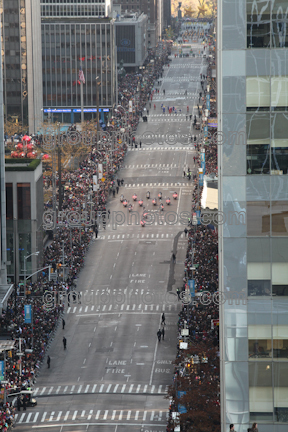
[66,303,179,315]
[32,383,168,398]
[15,408,168,424]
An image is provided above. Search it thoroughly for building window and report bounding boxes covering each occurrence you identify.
[17,183,31,220]
[6,183,13,219]
[247,0,271,48]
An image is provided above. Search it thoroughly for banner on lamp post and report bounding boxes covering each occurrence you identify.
[24,304,32,324]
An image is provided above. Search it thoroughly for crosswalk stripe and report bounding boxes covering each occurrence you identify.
[72,411,77,420]
[113,384,119,393]
[95,410,101,420]
[33,412,39,423]
[92,384,97,393]
[143,411,147,421]
[33,388,39,396]
[78,385,82,393]
[85,385,90,393]
[106,384,112,393]
[26,413,32,423]
[127,410,131,420]
[57,411,62,421]
[49,412,55,421]
[151,411,155,420]
[129,384,134,393]
[136,384,141,393]
[88,410,93,420]
[103,410,108,420]
[143,385,148,393]
[135,411,139,420]
[70,385,75,393]
[64,411,70,421]
[63,386,68,393]
[112,410,116,420]
[158,385,162,393]
[81,410,85,417]
[121,384,126,393]
[99,384,104,392]
[19,413,26,423]
[41,412,47,423]
[119,410,123,420]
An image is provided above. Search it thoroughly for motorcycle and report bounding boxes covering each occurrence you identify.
[120,194,124,202]
[140,220,145,227]
[166,198,171,205]
[128,204,133,212]
[158,192,162,200]
[173,192,178,200]
[138,199,143,206]
[123,200,128,207]
[152,198,157,205]
[132,194,137,201]
[146,191,150,199]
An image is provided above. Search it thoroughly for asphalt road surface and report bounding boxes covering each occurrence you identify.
[16,39,206,432]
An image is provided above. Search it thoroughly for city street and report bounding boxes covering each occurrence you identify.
[15,39,206,431]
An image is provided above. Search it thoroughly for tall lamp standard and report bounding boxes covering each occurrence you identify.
[95,76,101,134]
[24,251,39,298]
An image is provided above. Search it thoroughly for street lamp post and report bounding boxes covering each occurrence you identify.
[24,251,39,298]
[96,76,101,134]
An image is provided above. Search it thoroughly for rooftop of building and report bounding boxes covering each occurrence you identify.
[5,159,41,172]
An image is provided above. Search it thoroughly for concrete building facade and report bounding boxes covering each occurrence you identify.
[113,0,159,48]
[5,159,43,284]
[218,1,288,431]
[115,13,148,68]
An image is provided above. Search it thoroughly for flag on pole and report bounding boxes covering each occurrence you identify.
[79,66,85,84]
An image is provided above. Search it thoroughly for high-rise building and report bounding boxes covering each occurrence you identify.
[218,1,288,431]
[41,1,116,123]
[114,0,159,48]
[0,0,43,134]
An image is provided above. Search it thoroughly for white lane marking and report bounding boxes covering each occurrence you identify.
[41,412,47,423]
[25,413,32,423]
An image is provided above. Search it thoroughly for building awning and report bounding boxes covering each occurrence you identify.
[0,284,14,313]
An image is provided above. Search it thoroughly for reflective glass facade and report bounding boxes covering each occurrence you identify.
[219,1,288,431]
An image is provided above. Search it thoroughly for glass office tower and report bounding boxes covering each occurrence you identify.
[218,1,288,432]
